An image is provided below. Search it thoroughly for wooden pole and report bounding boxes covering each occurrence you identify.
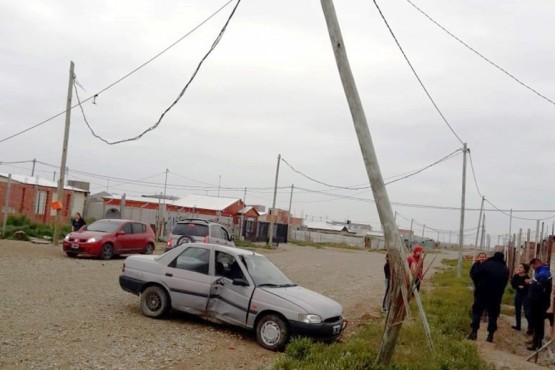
[473,196,484,255]
[320,1,432,363]
[267,154,280,246]
[2,174,12,236]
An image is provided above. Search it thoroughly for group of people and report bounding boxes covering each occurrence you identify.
[382,246,553,352]
[468,251,552,351]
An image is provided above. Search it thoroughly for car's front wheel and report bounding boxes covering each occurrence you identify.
[141,286,169,318]
[99,243,114,260]
[256,314,290,351]
[144,243,154,255]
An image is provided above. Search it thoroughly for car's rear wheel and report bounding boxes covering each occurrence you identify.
[99,243,114,260]
[177,236,193,246]
[256,314,290,351]
[66,252,77,258]
[141,286,169,318]
[145,243,154,255]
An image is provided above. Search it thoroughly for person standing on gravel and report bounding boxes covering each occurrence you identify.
[72,213,86,232]
[467,252,509,343]
[510,263,531,333]
[382,254,390,313]
[525,258,552,351]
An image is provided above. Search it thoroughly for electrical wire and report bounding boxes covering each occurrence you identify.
[0,0,235,145]
[404,0,555,107]
[74,0,241,145]
[372,0,464,145]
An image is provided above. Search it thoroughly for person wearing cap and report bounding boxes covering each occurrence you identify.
[467,252,509,342]
[525,258,552,351]
[407,245,424,291]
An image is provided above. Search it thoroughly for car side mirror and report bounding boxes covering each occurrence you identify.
[232,278,249,287]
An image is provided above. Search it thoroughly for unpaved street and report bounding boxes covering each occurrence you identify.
[0,240,451,369]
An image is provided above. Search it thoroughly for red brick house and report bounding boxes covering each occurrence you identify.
[0,173,89,224]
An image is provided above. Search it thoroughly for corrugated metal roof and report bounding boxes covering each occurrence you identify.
[101,193,240,211]
[0,173,88,192]
[173,194,239,211]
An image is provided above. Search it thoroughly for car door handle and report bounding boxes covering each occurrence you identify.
[165,273,173,277]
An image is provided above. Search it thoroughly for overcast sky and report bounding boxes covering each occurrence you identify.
[1,0,554,245]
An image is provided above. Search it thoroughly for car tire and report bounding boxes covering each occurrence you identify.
[140,286,169,319]
[255,314,290,351]
[177,236,193,246]
[66,252,77,258]
[145,243,154,255]
[99,243,114,260]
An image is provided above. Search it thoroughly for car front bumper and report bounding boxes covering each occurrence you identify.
[62,241,102,255]
[289,317,347,341]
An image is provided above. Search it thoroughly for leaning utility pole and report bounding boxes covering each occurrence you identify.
[267,154,280,246]
[53,61,75,246]
[320,1,432,364]
[457,143,468,278]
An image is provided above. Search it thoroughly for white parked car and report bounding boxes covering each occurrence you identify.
[119,243,346,351]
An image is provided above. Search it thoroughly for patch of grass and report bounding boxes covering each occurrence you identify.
[1,214,71,240]
[272,259,492,370]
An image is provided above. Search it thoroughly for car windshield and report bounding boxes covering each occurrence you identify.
[86,220,120,233]
[172,223,209,237]
[241,255,295,287]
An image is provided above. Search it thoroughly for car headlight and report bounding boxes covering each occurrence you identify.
[63,235,70,242]
[87,237,101,243]
[298,314,322,324]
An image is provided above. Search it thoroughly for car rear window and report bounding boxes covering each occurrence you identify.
[172,223,209,237]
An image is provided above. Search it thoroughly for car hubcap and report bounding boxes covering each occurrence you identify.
[147,293,161,311]
[261,321,281,345]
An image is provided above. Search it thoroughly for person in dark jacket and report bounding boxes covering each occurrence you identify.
[467,252,510,342]
[71,213,86,231]
[510,263,531,332]
[382,254,390,313]
[525,258,552,351]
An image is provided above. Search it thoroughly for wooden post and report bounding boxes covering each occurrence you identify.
[2,174,12,236]
[320,0,432,363]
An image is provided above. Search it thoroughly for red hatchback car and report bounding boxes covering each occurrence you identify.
[63,219,156,259]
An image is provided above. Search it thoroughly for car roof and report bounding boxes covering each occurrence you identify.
[176,218,213,225]
[161,242,261,258]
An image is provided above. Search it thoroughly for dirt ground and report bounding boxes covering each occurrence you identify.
[0,240,553,369]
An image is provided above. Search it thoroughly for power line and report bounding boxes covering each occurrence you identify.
[74,0,242,145]
[372,0,464,145]
[404,0,555,107]
[0,0,235,145]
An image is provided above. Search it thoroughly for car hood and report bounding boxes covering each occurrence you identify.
[260,285,342,318]
[69,230,111,239]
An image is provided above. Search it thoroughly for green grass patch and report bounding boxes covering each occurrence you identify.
[1,214,71,240]
[272,259,493,370]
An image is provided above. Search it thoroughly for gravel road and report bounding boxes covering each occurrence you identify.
[0,240,453,370]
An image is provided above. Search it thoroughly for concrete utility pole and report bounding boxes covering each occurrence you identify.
[267,154,281,246]
[320,0,432,363]
[31,159,36,176]
[287,184,294,226]
[473,196,485,255]
[457,143,468,278]
[53,61,75,246]
[2,174,12,236]
[421,224,425,240]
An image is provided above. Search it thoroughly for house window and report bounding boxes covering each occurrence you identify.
[35,191,47,215]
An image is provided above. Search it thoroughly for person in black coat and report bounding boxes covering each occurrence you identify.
[467,252,510,342]
[71,213,86,232]
[510,263,531,333]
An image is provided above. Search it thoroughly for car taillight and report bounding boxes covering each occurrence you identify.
[122,263,125,273]
[167,233,172,246]
[203,236,209,243]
